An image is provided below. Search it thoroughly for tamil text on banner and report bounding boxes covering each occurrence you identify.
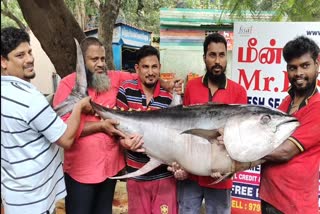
[230,22,320,214]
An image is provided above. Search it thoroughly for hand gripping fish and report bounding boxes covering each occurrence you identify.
[55,39,300,182]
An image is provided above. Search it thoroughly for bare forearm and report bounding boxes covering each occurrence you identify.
[80,119,125,138]
[160,79,170,90]
[159,78,184,94]
[57,103,84,149]
[80,121,103,137]
[263,139,300,163]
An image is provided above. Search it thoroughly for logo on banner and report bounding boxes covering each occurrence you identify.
[238,25,253,35]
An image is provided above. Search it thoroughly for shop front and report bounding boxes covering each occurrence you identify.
[85,22,151,71]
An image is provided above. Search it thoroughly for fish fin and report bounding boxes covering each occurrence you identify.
[109,158,163,180]
[74,38,88,96]
[54,39,88,117]
[209,172,233,185]
[54,95,78,116]
[181,129,221,143]
[46,93,55,106]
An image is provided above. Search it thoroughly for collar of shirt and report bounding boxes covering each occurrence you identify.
[1,75,35,89]
[287,83,319,109]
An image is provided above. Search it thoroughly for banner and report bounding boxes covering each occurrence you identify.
[230,22,320,213]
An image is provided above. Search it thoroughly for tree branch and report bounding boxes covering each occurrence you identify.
[1,9,26,29]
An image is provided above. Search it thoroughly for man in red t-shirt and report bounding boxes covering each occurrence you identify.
[53,37,143,214]
[53,38,180,214]
[259,36,320,214]
[171,33,247,214]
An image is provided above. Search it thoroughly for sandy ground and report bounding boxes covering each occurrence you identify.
[55,181,128,214]
[2,181,205,214]
[1,181,128,214]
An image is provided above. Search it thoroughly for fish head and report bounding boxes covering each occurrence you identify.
[223,107,300,162]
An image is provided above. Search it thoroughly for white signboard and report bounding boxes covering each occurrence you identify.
[232,22,320,108]
[230,22,320,213]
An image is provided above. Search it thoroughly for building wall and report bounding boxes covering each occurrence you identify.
[160,46,233,80]
[160,27,233,80]
[159,8,274,82]
[29,30,57,95]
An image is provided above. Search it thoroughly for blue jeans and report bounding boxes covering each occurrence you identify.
[177,179,231,214]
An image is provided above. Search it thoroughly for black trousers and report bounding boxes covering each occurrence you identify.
[261,200,284,214]
[64,173,117,214]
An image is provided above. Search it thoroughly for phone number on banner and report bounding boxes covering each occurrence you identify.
[231,198,261,214]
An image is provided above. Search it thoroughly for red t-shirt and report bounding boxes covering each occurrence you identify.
[259,91,320,214]
[183,75,247,189]
[53,71,137,183]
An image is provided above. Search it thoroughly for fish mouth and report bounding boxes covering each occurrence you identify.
[275,118,299,130]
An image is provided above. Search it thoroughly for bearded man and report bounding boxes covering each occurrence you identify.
[259,36,320,214]
[173,33,247,214]
[53,37,182,214]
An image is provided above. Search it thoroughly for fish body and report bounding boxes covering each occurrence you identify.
[54,39,300,181]
[91,102,299,179]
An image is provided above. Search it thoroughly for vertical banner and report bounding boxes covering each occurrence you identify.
[230,22,320,213]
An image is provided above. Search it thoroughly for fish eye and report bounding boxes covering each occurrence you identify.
[261,115,271,124]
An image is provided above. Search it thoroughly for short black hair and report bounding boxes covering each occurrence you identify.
[1,27,30,59]
[203,33,227,55]
[80,37,103,56]
[283,36,320,63]
[136,45,160,64]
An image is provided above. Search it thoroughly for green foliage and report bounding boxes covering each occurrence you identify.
[1,14,17,28]
[1,0,27,29]
[281,0,320,21]
[65,0,98,17]
[223,0,320,21]
[120,0,319,35]
[120,0,176,35]
[2,0,319,33]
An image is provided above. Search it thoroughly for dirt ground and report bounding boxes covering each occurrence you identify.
[1,181,128,214]
[56,180,205,214]
[2,181,206,214]
[55,180,128,214]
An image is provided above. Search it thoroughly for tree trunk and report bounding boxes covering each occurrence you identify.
[98,0,121,70]
[17,0,86,78]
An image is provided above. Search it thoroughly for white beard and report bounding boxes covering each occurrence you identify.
[91,72,110,92]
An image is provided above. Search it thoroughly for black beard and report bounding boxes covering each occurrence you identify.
[206,64,227,84]
[207,71,226,84]
[291,78,316,97]
[25,72,36,80]
[144,81,157,89]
